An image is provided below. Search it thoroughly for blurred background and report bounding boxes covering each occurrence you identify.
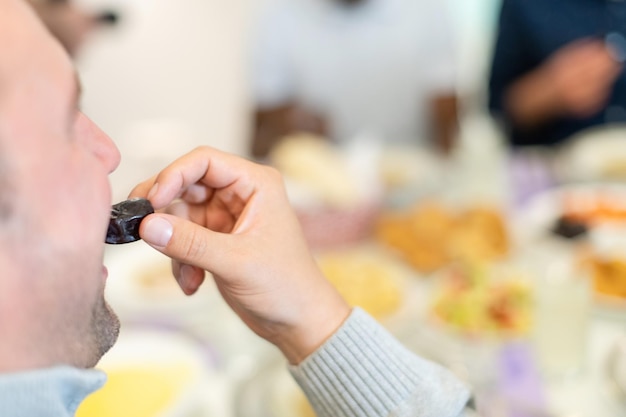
[67,0,502,203]
[33,0,626,416]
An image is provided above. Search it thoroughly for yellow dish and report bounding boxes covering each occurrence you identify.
[77,365,194,417]
[76,328,212,417]
[317,246,407,319]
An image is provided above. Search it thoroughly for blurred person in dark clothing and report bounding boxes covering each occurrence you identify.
[249,0,460,158]
[488,0,626,148]
[27,0,119,58]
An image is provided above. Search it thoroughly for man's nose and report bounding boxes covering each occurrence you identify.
[77,113,121,173]
[94,125,122,174]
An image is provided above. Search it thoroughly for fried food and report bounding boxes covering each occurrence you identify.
[376,202,452,273]
[317,248,404,319]
[375,201,509,273]
[449,207,509,263]
[588,257,626,299]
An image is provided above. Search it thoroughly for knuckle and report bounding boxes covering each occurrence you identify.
[176,226,208,263]
[264,166,284,183]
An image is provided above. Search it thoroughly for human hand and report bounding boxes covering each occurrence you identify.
[128,146,350,364]
[540,38,623,117]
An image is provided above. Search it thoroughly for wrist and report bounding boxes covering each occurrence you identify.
[273,290,351,365]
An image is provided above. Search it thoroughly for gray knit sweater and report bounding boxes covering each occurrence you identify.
[289,308,471,417]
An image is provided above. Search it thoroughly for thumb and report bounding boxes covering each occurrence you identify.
[139,213,231,274]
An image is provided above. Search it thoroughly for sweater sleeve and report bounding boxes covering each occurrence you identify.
[288,308,471,417]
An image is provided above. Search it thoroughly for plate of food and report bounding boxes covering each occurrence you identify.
[377,260,536,394]
[555,124,626,182]
[515,185,626,311]
[514,183,626,245]
[314,243,429,335]
[427,261,533,339]
[374,200,511,275]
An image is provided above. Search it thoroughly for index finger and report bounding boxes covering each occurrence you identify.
[129,146,259,210]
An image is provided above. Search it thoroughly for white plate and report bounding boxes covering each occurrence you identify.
[104,242,219,321]
[513,183,626,245]
[555,124,626,182]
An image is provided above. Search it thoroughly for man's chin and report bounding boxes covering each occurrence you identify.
[89,299,121,366]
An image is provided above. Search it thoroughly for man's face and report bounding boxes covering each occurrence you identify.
[0,0,122,369]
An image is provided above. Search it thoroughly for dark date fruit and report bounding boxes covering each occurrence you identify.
[105,198,154,244]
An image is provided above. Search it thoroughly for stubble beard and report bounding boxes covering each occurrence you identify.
[87,296,120,367]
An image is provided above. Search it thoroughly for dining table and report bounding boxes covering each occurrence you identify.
[101,126,626,417]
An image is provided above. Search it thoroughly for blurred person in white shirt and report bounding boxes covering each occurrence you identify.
[249,0,460,158]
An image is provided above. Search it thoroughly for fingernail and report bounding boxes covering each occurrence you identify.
[142,216,172,247]
[180,264,194,290]
[147,183,159,201]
